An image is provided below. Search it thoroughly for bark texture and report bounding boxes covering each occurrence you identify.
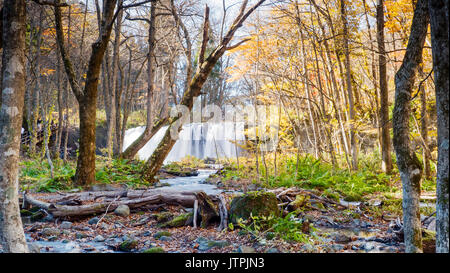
[393,0,429,253]
[428,0,449,253]
[0,0,29,253]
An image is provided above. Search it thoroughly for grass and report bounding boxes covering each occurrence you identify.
[222,153,399,202]
[19,157,150,192]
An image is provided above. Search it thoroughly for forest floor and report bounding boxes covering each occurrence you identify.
[14,156,437,253]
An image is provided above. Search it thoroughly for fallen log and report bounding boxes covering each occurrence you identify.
[24,189,214,217]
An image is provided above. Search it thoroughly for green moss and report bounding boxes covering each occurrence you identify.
[142,247,165,253]
[155,212,173,223]
[229,191,279,224]
[119,240,138,252]
[158,212,192,228]
[153,231,172,239]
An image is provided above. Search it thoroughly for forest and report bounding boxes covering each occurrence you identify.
[0,0,448,255]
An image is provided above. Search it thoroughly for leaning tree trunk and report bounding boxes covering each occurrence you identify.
[392,0,429,253]
[142,0,266,182]
[428,0,449,253]
[0,0,29,253]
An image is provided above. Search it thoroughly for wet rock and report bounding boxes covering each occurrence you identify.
[330,244,345,251]
[94,235,105,242]
[238,246,256,253]
[229,191,279,224]
[41,227,61,237]
[114,205,130,217]
[60,221,73,229]
[47,236,58,241]
[88,217,100,225]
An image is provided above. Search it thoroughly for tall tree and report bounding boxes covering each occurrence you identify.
[55,0,118,185]
[428,0,449,253]
[392,0,429,253]
[0,0,29,253]
[376,0,392,174]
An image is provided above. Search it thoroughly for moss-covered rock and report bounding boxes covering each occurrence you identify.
[155,212,174,223]
[153,231,172,239]
[119,239,138,252]
[158,212,193,228]
[142,247,165,253]
[229,191,279,224]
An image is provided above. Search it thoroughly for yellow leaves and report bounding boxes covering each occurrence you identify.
[41,68,55,76]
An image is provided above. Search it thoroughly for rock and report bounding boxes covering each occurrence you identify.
[159,236,173,242]
[119,240,138,252]
[154,212,174,223]
[229,191,279,224]
[47,236,58,241]
[333,233,352,244]
[94,235,105,242]
[361,242,376,251]
[153,231,172,239]
[75,232,88,239]
[114,205,130,217]
[142,231,152,237]
[207,240,230,248]
[88,217,100,225]
[265,248,279,253]
[238,245,256,253]
[142,247,165,253]
[60,221,73,229]
[27,243,40,253]
[41,227,61,237]
[158,212,193,228]
[330,244,345,251]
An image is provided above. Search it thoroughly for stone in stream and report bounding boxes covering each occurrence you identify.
[229,191,279,224]
[60,221,73,229]
[114,205,130,217]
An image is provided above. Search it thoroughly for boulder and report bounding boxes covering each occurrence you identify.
[114,205,130,217]
[41,228,61,237]
[229,191,279,224]
[158,212,193,228]
[60,221,73,229]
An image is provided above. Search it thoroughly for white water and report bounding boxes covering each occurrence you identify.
[123,122,245,163]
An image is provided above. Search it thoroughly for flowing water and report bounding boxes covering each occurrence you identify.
[123,122,245,163]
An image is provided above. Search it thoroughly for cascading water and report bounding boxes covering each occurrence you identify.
[123,122,245,163]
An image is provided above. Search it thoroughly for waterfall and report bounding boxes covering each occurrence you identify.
[123,122,245,163]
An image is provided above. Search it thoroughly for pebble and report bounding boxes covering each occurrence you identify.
[88,217,100,225]
[94,235,105,242]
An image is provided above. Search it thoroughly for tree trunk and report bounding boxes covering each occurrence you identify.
[393,0,429,253]
[340,0,358,170]
[377,0,392,174]
[142,0,266,182]
[0,0,29,253]
[55,0,118,185]
[428,0,449,253]
[120,1,157,160]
